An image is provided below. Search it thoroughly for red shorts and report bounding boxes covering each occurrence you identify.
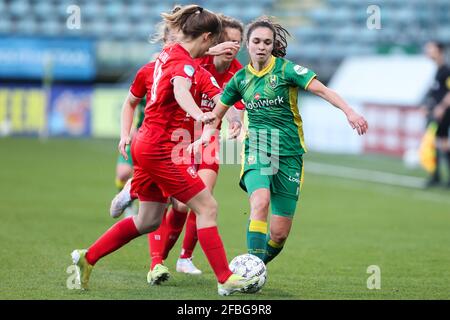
[192,134,220,173]
[130,137,206,204]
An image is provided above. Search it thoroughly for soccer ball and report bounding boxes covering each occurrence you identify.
[229,254,267,293]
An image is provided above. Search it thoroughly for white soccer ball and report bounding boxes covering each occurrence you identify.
[229,253,267,293]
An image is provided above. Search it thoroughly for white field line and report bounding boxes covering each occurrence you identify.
[306,162,450,206]
[306,162,425,189]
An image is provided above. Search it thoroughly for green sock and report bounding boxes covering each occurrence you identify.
[264,236,285,264]
[246,220,268,260]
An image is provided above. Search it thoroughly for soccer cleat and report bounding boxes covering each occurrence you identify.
[147,264,170,285]
[176,257,202,275]
[110,179,132,218]
[217,274,260,296]
[71,249,93,290]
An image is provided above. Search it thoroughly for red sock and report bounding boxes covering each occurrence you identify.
[86,217,140,266]
[148,209,167,270]
[197,226,233,284]
[180,211,198,259]
[162,208,188,259]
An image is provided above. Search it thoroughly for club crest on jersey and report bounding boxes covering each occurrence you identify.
[187,166,198,178]
[184,65,195,77]
[267,75,278,89]
[254,93,261,100]
[294,65,308,75]
[247,154,256,165]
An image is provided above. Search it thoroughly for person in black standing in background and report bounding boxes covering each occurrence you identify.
[423,41,450,188]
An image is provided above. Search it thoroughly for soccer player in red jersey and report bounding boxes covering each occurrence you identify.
[108,9,243,280]
[145,35,229,282]
[160,14,246,275]
[71,5,259,296]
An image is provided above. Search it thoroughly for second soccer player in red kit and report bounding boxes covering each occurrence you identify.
[150,14,246,278]
[71,5,259,296]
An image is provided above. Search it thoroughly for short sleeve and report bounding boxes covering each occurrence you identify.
[220,75,242,107]
[284,60,317,90]
[129,66,148,98]
[199,70,222,100]
[170,61,196,84]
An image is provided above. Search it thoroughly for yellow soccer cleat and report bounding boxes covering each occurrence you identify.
[147,264,170,285]
[217,274,260,296]
[71,249,93,290]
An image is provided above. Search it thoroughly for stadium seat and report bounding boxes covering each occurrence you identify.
[104,2,124,20]
[111,20,132,39]
[15,17,38,35]
[0,16,12,34]
[41,19,61,36]
[127,2,147,20]
[8,0,30,18]
[33,1,54,19]
[82,2,101,21]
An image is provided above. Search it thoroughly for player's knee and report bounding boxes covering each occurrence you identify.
[251,196,270,218]
[196,197,218,220]
[270,230,288,244]
[117,171,131,184]
[134,215,162,234]
[171,199,189,213]
[138,220,160,234]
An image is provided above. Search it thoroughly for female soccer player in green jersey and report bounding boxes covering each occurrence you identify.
[192,17,368,265]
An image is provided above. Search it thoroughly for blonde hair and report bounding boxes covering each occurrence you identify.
[161,4,222,40]
[150,5,182,44]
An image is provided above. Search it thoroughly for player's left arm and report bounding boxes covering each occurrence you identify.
[432,74,450,121]
[206,41,240,56]
[433,92,450,120]
[118,93,142,159]
[224,105,243,139]
[307,79,369,136]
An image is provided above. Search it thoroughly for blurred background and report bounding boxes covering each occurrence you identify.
[0,0,449,162]
[1,0,450,300]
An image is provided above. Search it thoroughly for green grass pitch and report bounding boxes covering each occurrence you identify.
[0,138,449,299]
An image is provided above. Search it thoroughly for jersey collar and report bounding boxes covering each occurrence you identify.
[247,56,276,77]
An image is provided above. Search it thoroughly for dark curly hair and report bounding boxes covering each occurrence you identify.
[245,16,290,58]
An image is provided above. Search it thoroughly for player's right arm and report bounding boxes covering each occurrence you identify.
[193,74,242,148]
[307,79,368,136]
[433,92,450,121]
[119,93,141,160]
[172,76,216,124]
[118,65,147,159]
[205,41,240,56]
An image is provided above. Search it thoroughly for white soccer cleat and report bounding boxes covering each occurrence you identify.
[176,257,202,275]
[110,179,132,218]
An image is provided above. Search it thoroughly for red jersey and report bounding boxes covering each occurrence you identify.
[129,51,221,145]
[129,62,155,99]
[197,55,245,110]
[182,66,222,141]
[133,44,199,149]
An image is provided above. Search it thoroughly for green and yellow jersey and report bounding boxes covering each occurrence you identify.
[220,56,316,156]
